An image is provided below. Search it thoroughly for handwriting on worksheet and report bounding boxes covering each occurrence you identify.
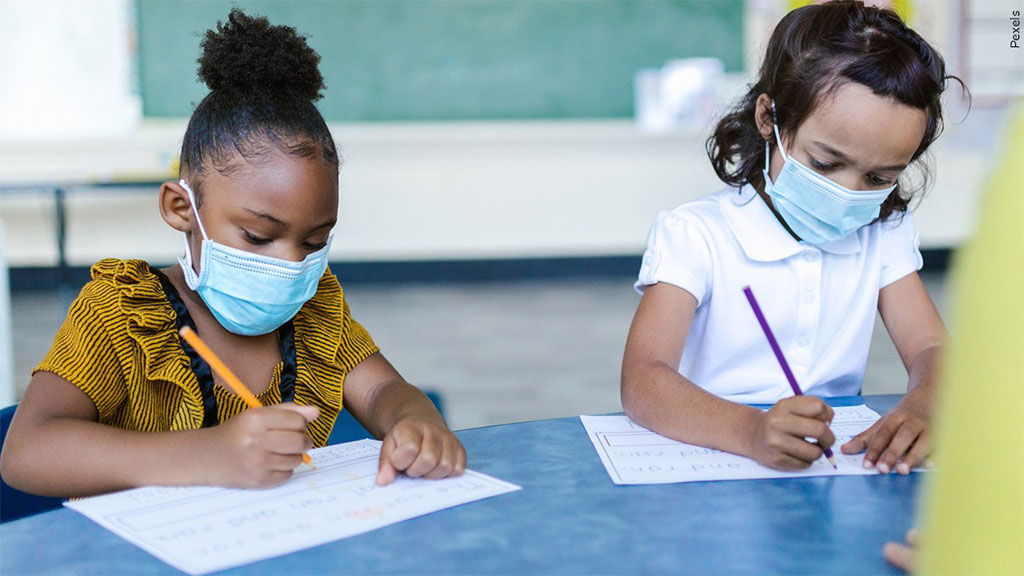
[582,405,915,485]
[66,439,520,575]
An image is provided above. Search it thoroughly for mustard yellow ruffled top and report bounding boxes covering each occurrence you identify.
[34,259,378,447]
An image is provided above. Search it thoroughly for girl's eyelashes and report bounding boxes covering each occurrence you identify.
[808,155,897,188]
[242,230,272,246]
[868,174,896,186]
[809,157,839,172]
[243,229,327,251]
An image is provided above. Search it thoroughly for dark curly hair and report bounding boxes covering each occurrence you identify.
[706,0,966,222]
[179,8,338,199]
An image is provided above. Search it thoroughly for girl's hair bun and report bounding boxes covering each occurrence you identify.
[197,8,324,102]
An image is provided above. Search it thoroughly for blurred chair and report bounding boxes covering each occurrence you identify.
[0,219,15,406]
[328,390,446,445]
[0,404,64,523]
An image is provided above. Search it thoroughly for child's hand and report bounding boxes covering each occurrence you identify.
[375,417,466,486]
[204,403,318,489]
[883,528,919,572]
[841,398,929,474]
[747,396,835,470]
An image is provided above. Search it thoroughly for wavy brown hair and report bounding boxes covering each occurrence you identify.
[706,0,966,221]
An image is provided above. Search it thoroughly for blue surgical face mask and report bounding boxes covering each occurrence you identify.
[762,106,897,245]
[177,180,333,336]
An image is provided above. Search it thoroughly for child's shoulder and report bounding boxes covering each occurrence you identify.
[47,259,170,358]
[72,258,163,312]
[652,187,740,233]
[84,258,159,290]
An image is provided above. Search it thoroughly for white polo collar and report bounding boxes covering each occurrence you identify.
[719,185,863,262]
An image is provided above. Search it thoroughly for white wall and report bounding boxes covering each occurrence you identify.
[0,0,140,139]
[0,0,1002,268]
[0,112,1001,268]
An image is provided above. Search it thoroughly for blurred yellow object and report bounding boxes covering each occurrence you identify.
[917,101,1024,574]
[787,0,912,23]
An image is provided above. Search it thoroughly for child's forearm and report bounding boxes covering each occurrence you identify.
[621,360,763,458]
[902,344,943,414]
[359,379,447,439]
[2,417,216,498]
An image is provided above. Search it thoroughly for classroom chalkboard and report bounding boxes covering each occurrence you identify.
[137,0,744,121]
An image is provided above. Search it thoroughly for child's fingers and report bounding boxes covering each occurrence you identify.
[262,429,313,456]
[239,405,315,431]
[375,432,405,486]
[883,541,915,572]
[249,469,297,490]
[274,403,320,424]
[266,452,305,472]
[780,396,832,420]
[841,434,866,455]
[770,452,818,470]
[423,437,462,479]
[766,433,823,467]
[875,424,922,474]
[781,415,836,449]
[404,433,444,478]
[453,444,467,476]
[862,417,902,467]
[376,428,421,484]
[784,438,825,465]
[840,422,875,454]
[905,528,920,546]
[236,454,302,488]
[375,458,398,486]
[895,430,930,475]
[422,457,454,479]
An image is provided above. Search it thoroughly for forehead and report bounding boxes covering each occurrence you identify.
[798,82,928,166]
[202,152,339,215]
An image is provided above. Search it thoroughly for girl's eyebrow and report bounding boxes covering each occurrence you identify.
[244,208,336,231]
[244,208,286,226]
[812,140,907,172]
[309,220,336,231]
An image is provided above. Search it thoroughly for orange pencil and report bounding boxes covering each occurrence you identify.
[179,326,313,466]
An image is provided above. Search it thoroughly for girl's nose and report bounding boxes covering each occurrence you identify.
[272,244,307,263]
[828,170,862,192]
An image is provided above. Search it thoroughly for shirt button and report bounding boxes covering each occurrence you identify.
[803,251,820,263]
[802,290,816,304]
[798,336,811,347]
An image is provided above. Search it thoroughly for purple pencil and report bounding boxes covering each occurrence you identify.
[742,285,838,469]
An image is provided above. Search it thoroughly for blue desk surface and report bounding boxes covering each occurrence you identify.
[0,395,917,575]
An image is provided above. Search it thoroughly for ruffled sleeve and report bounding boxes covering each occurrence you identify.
[292,269,379,445]
[34,259,203,429]
[34,271,127,422]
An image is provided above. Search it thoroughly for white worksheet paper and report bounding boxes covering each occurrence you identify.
[65,439,520,575]
[582,405,901,485]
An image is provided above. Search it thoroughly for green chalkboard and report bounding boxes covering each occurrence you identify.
[137,0,744,121]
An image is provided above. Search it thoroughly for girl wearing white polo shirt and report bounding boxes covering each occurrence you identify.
[621,1,959,475]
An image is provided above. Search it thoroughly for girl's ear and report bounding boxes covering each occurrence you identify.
[754,93,775,141]
[159,181,195,233]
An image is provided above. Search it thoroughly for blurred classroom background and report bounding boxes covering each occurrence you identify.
[0,0,1020,430]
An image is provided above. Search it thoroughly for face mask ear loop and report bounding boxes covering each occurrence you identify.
[770,101,788,159]
[179,180,209,240]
